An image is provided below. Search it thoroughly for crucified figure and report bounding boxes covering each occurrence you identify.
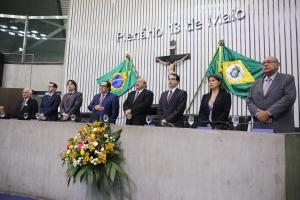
[156,54,189,74]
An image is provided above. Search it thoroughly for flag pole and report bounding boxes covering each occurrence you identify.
[126,54,140,78]
[185,41,223,114]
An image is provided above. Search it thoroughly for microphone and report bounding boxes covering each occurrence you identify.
[151,119,175,127]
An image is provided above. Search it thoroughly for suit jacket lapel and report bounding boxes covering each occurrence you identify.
[133,90,144,104]
[44,95,52,106]
[265,73,281,96]
[67,92,76,106]
[212,92,223,113]
[167,88,178,108]
[257,78,265,97]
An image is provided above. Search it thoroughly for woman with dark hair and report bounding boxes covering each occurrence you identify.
[198,74,231,129]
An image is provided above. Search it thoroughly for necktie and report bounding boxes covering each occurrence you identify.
[133,91,139,103]
[167,90,173,104]
[263,78,272,95]
[99,94,105,105]
[21,99,26,111]
[48,95,51,101]
[67,93,72,103]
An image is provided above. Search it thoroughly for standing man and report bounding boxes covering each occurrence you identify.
[60,80,83,122]
[15,88,38,120]
[40,82,61,121]
[246,56,296,133]
[157,73,187,127]
[88,81,119,123]
[123,78,154,125]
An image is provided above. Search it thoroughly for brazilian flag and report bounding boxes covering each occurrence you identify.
[206,41,264,98]
[97,55,138,96]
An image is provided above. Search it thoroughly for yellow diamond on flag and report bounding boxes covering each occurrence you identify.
[222,60,255,85]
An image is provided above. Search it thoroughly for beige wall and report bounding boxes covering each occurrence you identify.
[1,120,295,200]
[2,63,64,92]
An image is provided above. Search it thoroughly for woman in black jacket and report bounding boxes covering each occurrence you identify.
[198,74,231,129]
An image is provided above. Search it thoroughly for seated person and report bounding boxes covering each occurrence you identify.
[0,106,10,119]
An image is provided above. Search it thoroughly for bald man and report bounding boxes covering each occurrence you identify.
[123,78,154,125]
[15,88,38,120]
[246,56,296,132]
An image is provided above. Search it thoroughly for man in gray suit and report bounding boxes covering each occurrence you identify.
[246,56,296,133]
[60,80,83,122]
[157,73,187,127]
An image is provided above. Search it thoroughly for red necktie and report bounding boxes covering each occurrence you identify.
[67,93,72,103]
[167,90,172,104]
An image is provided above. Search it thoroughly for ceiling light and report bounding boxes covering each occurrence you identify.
[18,33,24,36]
[40,34,47,37]
[0,25,8,28]
[42,37,47,40]
[10,26,18,29]
[32,34,36,37]
[35,37,41,40]
[31,30,38,34]
[19,31,24,33]
[8,32,15,35]
[0,29,7,32]
[19,48,23,51]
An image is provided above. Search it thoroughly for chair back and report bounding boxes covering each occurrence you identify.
[227,115,251,131]
[183,114,199,128]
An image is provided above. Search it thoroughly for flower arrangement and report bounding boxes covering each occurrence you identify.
[61,120,127,191]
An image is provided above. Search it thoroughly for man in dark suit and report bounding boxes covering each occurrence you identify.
[123,78,154,125]
[88,81,119,123]
[157,73,187,127]
[40,82,61,121]
[246,56,296,133]
[15,88,38,120]
[0,106,10,119]
[60,80,83,122]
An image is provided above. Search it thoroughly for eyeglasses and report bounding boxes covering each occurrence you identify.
[262,60,278,65]
[47,86,53,88]
[100,85,107,88]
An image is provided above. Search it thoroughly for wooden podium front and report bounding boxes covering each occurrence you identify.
[0,120,299,200]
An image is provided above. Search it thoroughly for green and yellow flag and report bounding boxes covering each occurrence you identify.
[206,41,264,98]
[97,55,138,96]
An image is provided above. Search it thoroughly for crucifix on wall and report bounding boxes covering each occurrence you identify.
[156,40,191,74]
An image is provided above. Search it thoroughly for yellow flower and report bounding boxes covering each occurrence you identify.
[105,142,114,152]
[97,153,107,164]
[80,150,85,155]
[69,145,74,149]
[88,144,95,151]
[91,134,95,138]
[93,121,101,127]
[61,152,67,159]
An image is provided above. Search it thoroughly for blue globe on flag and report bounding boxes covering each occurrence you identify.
[111,75,124,89]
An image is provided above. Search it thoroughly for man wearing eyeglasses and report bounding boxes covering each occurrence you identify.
[39,82,61,121]
[246,56,296,133]
[88,81,119,123]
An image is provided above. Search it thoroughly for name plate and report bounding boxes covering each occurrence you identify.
[252,128,274,133]
[197,126,212,130]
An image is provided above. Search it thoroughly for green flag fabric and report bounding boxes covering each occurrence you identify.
[206,41,264,98]
[97,56,138,96]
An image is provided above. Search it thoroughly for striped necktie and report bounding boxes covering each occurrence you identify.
[133,91,139,103]
[263,78,272,95]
